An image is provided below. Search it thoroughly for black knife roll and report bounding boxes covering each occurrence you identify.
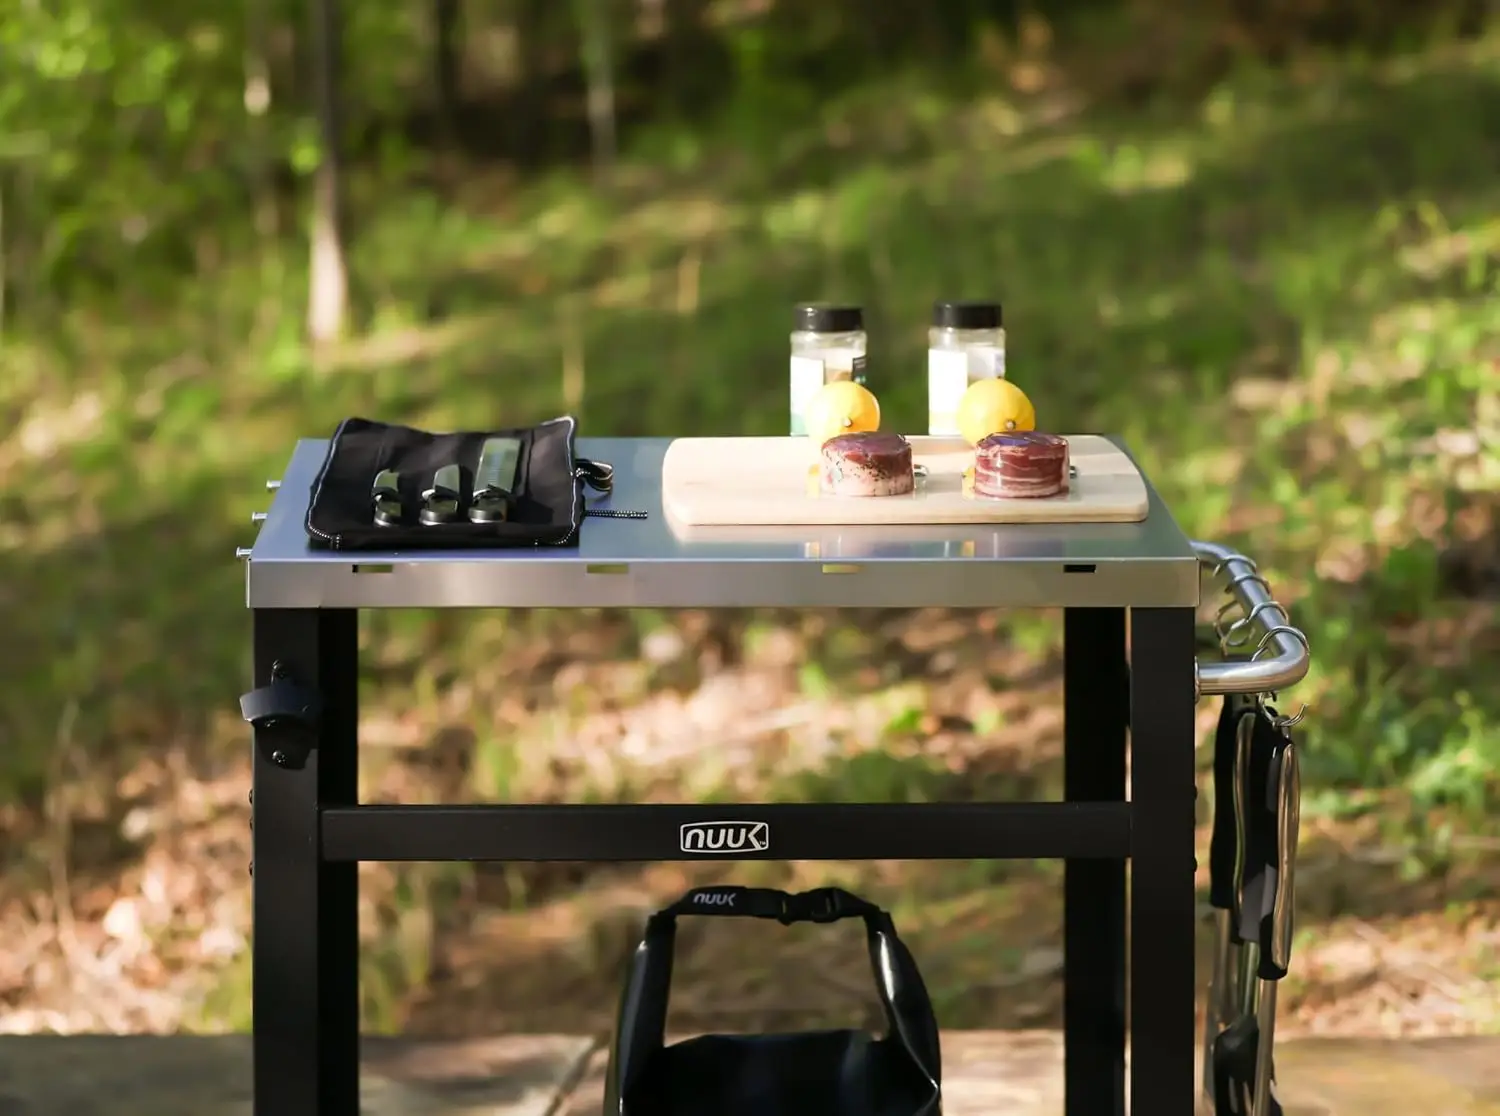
[303,415,612,550]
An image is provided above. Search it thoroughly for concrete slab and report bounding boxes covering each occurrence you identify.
[0,1034,594,1116]
[0,1032,1495,1114]
[555,1031,1500,1115]
[1376,1037,1500,1103]
[1277,1039,1500,1116]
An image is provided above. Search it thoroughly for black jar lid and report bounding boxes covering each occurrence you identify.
[932,300,1002,329]
[794,303,864,333]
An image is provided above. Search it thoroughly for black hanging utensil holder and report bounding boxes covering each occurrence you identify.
[1205,700,1300,1116]
[1201,692,1254,1105]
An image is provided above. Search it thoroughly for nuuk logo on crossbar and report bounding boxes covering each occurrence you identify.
[679,821,770,854]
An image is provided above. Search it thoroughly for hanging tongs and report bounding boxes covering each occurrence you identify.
[1206,693,1300,1116]
[1201,692,1251,1105]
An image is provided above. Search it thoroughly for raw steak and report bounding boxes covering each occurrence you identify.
[974,431,1070,499]
[820,432,915,497]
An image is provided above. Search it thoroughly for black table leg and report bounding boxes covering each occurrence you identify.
[1062,608,1128,1116]
[252,608,361,1116]
[1129,607,1198,1115]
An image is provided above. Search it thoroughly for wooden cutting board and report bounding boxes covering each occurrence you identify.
[660,435,1149,527]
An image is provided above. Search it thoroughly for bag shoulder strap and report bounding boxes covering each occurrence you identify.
[605,884,940,1106]
[653,885,884,928]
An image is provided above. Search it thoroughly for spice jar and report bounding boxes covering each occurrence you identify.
[927,301,1005,435]
[790,303,867,436]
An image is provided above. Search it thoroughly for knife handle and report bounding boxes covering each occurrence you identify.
[424,464,462,503]
[373,469,400,498]
[468,493,512,523]
[419,464,464,525]
[1229,707,1254,943]
[372,469,403,527]
[470,437,522,523]
[1260,732,1299,980]
[469,466,512,522]
[1209,694,1246,911]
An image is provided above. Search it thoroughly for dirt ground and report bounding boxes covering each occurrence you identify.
[1,610,1496,1040]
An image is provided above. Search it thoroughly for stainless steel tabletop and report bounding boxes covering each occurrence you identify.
[245,438,1201,610]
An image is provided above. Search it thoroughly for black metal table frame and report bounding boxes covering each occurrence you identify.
[250,602,1204,1116]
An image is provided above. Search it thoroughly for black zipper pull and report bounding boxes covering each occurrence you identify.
[576,459,616,493]
[575,458,644,517]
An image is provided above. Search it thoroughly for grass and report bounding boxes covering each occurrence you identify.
[2,35,1499,1033]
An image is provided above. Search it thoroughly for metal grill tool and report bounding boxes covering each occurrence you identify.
[470,436,523,524]
[1202,694,1252,1088]
[1195,542,1308,1116]
[420,464,463,525]
[371,469,403,527]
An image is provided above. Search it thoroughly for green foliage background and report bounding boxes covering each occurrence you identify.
[1,0,1496,845]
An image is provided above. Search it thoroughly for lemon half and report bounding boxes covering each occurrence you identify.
[956,379,1036,446]
[804,381,881,445]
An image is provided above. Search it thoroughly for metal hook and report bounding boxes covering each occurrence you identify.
[1224,568,1274,597]
[1249,626,1311,734]
[1213,598,1243,643]
[1224,600,1283,649]
[1253,624,1310,660]
[1212,582,1269,641]
[1211,553,1257,580]
[1251,690,1309,731]
[1272,705,1306,729]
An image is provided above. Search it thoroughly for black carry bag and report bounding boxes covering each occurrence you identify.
[604,886,942,1116]
[304,415,623,550]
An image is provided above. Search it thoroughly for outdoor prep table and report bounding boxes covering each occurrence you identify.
[240,435,1311,1116]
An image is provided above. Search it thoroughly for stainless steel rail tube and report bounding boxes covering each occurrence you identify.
[1192,540,1311,699]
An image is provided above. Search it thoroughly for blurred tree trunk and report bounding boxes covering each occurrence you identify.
[245,0,277,242]
[433,0,463,144]
[308,0,349,345]
[0,171,7,338]
[245,0,283,343]
[575,0,616,179]
[662,0,698,107]
[514,0,552,158]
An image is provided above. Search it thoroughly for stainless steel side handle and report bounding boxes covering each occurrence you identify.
[1192,539,1311,700]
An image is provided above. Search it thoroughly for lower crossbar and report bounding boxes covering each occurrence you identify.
[320,801,1131,862]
